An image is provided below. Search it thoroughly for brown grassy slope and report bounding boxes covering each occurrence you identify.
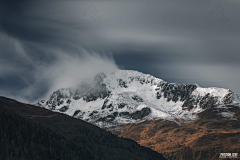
[109,105,240,160]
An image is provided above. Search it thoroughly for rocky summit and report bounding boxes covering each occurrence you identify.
[37,70,240,128]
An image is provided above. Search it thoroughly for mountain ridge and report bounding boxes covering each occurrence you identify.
[37,70,240,128]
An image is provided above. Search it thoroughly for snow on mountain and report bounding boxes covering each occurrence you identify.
[37,70,240,128]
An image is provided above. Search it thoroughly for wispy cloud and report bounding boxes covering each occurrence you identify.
[0,31,118,103]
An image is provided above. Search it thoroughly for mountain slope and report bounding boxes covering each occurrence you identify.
[0,105,91,160]
[108,102,240,160]
[35,69,240,160]
[37,70,240,128]
[0,96,166,160]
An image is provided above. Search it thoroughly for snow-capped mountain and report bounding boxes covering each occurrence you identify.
[37,70,240,128]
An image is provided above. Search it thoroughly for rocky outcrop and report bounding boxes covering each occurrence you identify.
[156,83,197,102]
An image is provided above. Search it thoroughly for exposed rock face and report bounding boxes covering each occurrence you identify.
[37,70,240,128]
[157,83,197,102]
[37,88,74,111]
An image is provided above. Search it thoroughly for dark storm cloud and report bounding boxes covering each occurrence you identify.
[0,0,240,102]
[89,0,240,95]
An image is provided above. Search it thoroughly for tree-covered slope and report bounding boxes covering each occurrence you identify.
[0,106,87,160]
[0,96,166,160]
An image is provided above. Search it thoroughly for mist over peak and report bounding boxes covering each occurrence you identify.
[0,33,118,103]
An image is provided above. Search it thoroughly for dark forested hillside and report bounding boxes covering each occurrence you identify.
[0,106,88,160]
[0,97,166,160]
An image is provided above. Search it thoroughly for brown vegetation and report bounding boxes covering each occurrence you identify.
[109,105,240,160]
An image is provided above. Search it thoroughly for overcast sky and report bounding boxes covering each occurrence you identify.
[0,0,240,103]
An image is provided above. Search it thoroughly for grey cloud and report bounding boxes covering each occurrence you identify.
[0,1,119,103]
[0,34,118,103]
[0,0,240,101]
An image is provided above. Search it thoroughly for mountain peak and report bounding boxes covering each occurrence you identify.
[37,69,240,128]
